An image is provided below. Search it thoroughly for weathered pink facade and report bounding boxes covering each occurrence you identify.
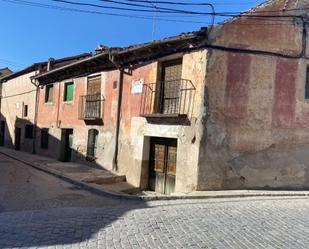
[36,50,207,193]
[7,0,309,193]
[198,0,309,190]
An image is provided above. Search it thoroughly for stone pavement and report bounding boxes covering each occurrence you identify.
[3,147,309,201]
[2,197,309,248]
[2,151,309,248]
[0,152,138,212]
[0,147,139,199]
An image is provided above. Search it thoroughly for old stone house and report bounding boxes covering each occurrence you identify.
[3,0,309,194]
[0,54,91,153]
[34,30,207,194]
[33,0,309,193]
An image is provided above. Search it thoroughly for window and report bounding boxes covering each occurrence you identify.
[25,125,34,139]
[45,84,54,103]
[113,81,118,89]
[64,82,74,102]
[41,128,49,149]
[23,105,28,117]
[86,129,99,160]
[157,59,182,114]
[306,68,309,99]
[87,76,101,95]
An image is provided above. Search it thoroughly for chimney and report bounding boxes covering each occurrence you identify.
[47,58,55,71]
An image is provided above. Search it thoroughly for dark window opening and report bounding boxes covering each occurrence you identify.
[41,128,49,149]
[23,105,28,117]
[113,81,118,89]
[25,125,34,139]
[45,84,54,103]
[86,129,99,161]
[306,67,309,99]
[64,82,74,102]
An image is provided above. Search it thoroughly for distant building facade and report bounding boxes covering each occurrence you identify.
[0,54,91,153]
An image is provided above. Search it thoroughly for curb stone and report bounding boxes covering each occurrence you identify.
[2,150,309,202]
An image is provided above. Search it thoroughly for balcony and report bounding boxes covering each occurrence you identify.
[79,93,104,120]
[140,79,196,118]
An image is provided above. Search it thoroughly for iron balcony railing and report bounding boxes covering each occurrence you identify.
[79,93,104,120]
[140,79,196,117]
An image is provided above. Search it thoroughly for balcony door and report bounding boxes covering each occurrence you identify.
[85,75,101,119]
[160,59,182,114]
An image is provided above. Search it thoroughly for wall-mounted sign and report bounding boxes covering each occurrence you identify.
[131,79,144,94]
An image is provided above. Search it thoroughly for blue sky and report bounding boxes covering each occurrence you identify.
[0,0,263,71]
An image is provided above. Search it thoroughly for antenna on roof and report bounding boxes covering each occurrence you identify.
[147,0,157,40]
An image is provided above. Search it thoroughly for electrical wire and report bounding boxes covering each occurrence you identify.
[52,0,213,15]
[123,0,259,6]
[51,0,303,19]
[1,0,207,23]
[1,0,302,26]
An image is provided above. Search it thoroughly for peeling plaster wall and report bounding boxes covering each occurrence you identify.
[198,0,309,190]
[116,50,208,193]
[0,72,37,153]
[36,49,207,193]
[36,73,111,167]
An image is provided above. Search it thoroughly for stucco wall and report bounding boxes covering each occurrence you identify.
[35,49,207,193]
[116,50,208,193]
[0,71,37,153]
[198,0,309,190]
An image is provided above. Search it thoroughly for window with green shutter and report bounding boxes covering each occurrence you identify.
[64,82,74,102]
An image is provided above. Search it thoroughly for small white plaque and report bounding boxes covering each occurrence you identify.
[131,79,144,94]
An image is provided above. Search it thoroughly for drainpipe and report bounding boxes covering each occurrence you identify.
[113,69,124,171]
[30,78,39,154]
[108,50,124,172]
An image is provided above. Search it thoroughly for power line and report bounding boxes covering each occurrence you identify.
[51,0,303,19]
[123,0,251,6]
[1,0,302,26]
[1,0,207,23]
[52,0,213,15]
[97,0,212,9]
[0,58,27,68]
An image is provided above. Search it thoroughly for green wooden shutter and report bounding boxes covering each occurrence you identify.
[64,82,74,101]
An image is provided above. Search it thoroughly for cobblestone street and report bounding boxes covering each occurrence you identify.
[3,197,309,249]
[2,154,309,248]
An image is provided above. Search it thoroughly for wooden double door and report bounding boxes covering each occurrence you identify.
[149,138,177,195]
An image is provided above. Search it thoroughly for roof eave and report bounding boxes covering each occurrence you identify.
[34,28,208,84]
